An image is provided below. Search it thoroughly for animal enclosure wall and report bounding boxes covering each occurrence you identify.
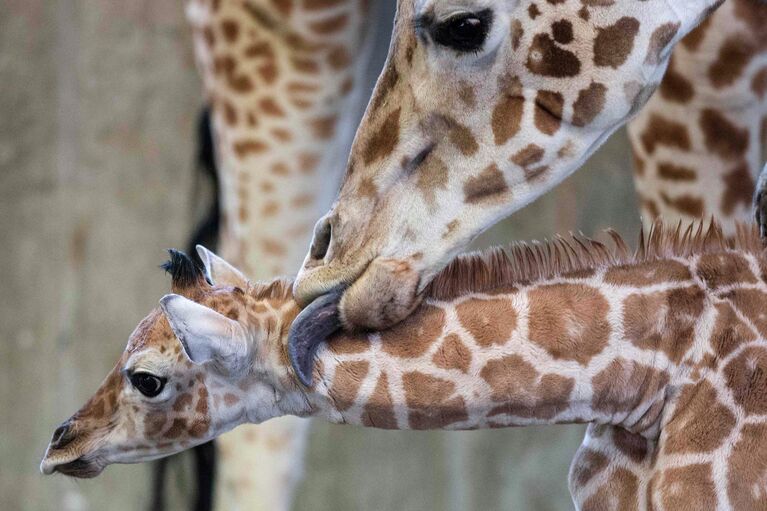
[0,1,639,510]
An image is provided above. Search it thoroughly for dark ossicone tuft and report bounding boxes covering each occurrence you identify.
[161,249,205,290]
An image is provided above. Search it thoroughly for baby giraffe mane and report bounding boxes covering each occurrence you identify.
[247,278,294,301]
[426,220,765,301]
[195,221,763,305]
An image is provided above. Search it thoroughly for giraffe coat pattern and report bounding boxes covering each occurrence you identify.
[181,0,767,507]
[40,224,767,510]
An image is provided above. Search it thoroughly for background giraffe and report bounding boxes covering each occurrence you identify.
[184,0,383,509]
[630,0,767,237]
[42,226,767,510]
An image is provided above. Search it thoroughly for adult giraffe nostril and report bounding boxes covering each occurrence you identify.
[50,422,75,450]
[309,217,332,262]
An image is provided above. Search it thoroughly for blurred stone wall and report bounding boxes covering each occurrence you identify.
[0,1,639,510]
[0,1,200,509]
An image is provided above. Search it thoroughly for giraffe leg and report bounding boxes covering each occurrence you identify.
[184,0,381,509]
[628,0,767,239]
[569,425,657,510]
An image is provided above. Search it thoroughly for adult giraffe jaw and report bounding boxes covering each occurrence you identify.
[293,0,725,330]
[292,229,428,332]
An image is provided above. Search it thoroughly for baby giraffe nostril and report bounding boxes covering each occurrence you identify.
[51,422,74,450]
[310,217,332,261]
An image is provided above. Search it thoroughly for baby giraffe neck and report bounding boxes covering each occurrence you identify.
[251,234,764,436]
[303,277,681,433]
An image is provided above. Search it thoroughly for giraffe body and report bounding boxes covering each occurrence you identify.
[41,225,767,510]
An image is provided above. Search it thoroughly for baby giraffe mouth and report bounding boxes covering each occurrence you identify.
[41,452,103,478]
[52,458,102,478]
[288,287,344,387]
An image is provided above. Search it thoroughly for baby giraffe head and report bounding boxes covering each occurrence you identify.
[293,0,721,331]
[40,248,301,478]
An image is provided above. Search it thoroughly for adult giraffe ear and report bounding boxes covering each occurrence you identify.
[195,245,248,288]
[160,294,250,375]
[288,288,343,386]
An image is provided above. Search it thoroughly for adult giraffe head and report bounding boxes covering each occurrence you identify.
[292,0,723,330]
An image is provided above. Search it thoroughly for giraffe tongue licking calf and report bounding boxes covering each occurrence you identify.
[41,224,767,509]
[288,287,343,386]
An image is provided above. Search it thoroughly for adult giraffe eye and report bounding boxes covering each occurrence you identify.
[130,372,167,398]
[433,10,493,53]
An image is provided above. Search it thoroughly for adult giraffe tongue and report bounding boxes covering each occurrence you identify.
[288,287,344,386]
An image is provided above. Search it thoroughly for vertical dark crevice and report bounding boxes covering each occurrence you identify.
[148,107,220,511]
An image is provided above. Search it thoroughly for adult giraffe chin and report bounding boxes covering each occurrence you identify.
[291,0,767,353]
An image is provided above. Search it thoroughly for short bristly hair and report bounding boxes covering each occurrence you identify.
[426,220,765,301]
[156,221,765,305]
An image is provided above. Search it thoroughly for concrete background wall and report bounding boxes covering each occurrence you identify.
[0,1,639,510]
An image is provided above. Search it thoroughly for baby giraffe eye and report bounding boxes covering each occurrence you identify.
[129,372,167,398]
[433,9,493,53]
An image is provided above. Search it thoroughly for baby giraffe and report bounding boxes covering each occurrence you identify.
[42,223,767,510]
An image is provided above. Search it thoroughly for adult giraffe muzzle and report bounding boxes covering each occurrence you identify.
[292,0,725,332]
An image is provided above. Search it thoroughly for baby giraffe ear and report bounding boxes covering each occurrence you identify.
[195,245,248,288]
[159,294,250,375]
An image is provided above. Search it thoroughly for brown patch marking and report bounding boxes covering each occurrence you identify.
[481,354,575,420]
[593,17,640,69]
[380,304,445,358]
[659,464,717,510]
[432,334,472,374]
[402,371,468,429]
[526,34,581,77]
[622,287,706,363]
[362,108,401,165]
[591,359,669,419]
[455,298,517,347]
[663,381,735,454]
[328,360,370,411]
[463,164,509,204]
[491,75,525,145]
[572,83,607,127]
[528,284,611,365]
[361,372,397,429]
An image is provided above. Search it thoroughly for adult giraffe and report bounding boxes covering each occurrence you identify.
[182,0,380,509]
[277,2,767,509]
[291,0,767,342]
